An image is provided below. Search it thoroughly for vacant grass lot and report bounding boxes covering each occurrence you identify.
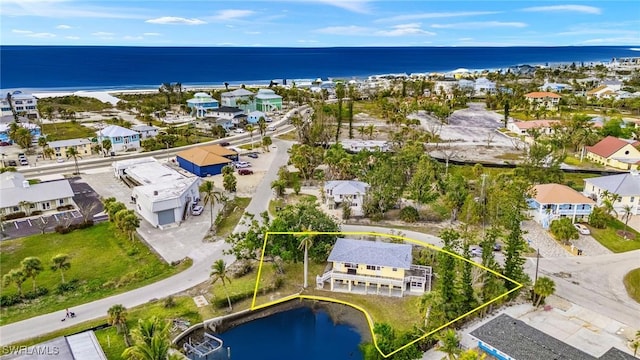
[0,223,189,325]
[623,268,640,304]
[589,218,640,253]
[269,194,318,216]
[42,122,96,141]
[216,197,251,238]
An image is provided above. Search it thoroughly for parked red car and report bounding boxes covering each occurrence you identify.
[238,169,254,175]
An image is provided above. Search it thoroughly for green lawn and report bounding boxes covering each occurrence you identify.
[563,156,603,169]
[0,222,190,325]
[623,268,640,304]
[216,197,251,237]
[42,122,97,141]
[269,194,318,216]
[589,218,640,253]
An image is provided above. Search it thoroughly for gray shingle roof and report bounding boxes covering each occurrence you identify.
[0,173,74,208]
[584,173,640,196]
[470,314,634,360]
[327,238,412,269]
[324,180,369,195]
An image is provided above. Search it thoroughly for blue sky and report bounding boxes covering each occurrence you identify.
[1,0,639,47]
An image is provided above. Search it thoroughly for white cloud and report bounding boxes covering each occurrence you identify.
[2,0,147,19]
[522,5,601,15]
[245,31,261,35]
[56,24,72,29]
[579,37,639,44]
[314,25,372,35]
[557,29,638,36]
[297,39,319,43]
[92,31,114,36]
[377,11,501,23]
[65,36,80,40]
[123,35,144,40]
[431,21,527,29]
[143,32,161,36]
[375,23,435,37]
[145,17,206,25]
[210,9,255,21]
[10,29,55,38]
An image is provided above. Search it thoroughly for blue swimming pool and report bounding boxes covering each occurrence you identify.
[216,307,363,360]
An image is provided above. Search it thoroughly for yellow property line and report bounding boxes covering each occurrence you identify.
[250,231,523,358]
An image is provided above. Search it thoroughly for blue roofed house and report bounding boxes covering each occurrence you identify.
[583,171,640,215]
[255,89,283,112]
[96,125,140,153]
[324,180,370,216]
[187,92,219,118]
[527,183,595,229]
[247,111,268,124]
[316,238,432,297]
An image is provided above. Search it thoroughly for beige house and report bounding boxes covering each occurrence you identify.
[316,238,432,297]
[507,120,561,142]
[48,138,93,158]
[0,172,74,217]
[524,91,561,110]
[585,136,640,170]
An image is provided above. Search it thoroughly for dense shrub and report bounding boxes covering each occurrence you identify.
[399,206,420,223]
[54,220,94,234]
[0,294,22,307]
[56,205,75,211]
[56,279,80,294]
[164,296,176,308]
[23,287,49,300]
[589,207,609,229]
[31,210,43,216]
[2,211,26,221]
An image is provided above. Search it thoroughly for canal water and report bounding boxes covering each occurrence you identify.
[218,307,363,359]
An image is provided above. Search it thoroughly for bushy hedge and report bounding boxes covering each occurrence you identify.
[1,286,50,306]
[54,220,94,234]
[2,211,26,221]
[56,279,80,294]
[399,206,420,223]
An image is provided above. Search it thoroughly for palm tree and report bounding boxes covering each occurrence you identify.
[271,179,286,198]
[21,256,43,291]
[297,228,315,289]
[210,259,232,311]
[37,136,48,157]
[436,328,462,360]
[257,117,267,145]
[3,268,27,297]
[199,180,224,229]
[122,316,176,360]
[66,147,81,175]
[108,304,128,335]
[102,139,112,156]
[621,204,633,239]
[51,254,71,284]
[533,276,556,307]
[246,124,255,150]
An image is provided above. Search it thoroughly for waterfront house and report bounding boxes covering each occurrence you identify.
[48,138,93,158]
[131,124,159,139]
[585,136,640,170]
[527,183,595,228]
[0,172,74,217]
[524,92,561,110]
[316,238,432,297]
[324,180,369,216]
[220,88,255,111]
[1,91,39,119]
[176,145,238,177]
[96,125,140,153]
[255,89,283,112]
[474,78,496,94]
[583,172,640,215]
[113,158,201,228]
[469,314,635,360]
[187,92,219,118]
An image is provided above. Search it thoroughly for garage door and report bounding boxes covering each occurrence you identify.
[157,209,175,226]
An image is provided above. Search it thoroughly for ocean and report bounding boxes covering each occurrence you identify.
[1,45,638,91]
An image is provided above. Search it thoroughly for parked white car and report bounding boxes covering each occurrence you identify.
[234,128,245,134]
[574,223,590,235]
[234,161,251,169]
[267,125,277,131]
[191,205,204,216]
[469,246,482,257]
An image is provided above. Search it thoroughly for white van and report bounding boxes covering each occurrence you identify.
[267,125,277,131]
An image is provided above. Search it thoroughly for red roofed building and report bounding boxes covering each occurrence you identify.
[585,136,640,170]
[524,91,561,110]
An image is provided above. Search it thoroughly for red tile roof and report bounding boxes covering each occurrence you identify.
[524,92,561,99]
[585,136,640,158]
[512,120,561,130]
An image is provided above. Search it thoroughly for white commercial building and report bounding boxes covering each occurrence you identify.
[112,157,202,229]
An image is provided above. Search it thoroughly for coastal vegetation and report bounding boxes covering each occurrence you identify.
[0,222,188,325]
[623,268,640,303]
[37,96,112,114]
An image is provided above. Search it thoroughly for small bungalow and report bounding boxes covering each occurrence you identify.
[316,238,432,297]
[585,136,640,170]
[324,180,369,216]
[527,183,595,228]
[583,172,640,215]
[255,89,283,112]
[176,145,238,177]
[48,138,93,158]
[524,92,561,110]
[247,111,268,124]
[0,172,74,217]
[96,125,140,153]
[131,124,159,139]
[507,120,561,136]
[187,92,219,118]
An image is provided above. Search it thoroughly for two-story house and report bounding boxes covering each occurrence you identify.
[96,125,140,153]
[48,138,93,158]
[1,91,39,119]
[324,180,369,216]
[527,183,595,228]
[187,92,219,118]
[316,238,432,297]
[524,92,561,110]
[585,136,640,170]
[220,88,255,111]
[255,89,283,112]
[583,172,640,215]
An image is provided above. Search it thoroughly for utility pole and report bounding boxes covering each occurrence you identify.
[481,173,487,238]
[534,248,540,284]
